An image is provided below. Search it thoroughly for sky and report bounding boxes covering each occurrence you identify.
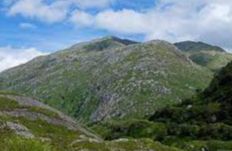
[1,0,232,71]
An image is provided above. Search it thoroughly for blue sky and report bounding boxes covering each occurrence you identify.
[0,0,155,52]
[0,0,232,71]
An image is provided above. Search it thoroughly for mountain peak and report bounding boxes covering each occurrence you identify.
[92,36,138,46]
[174,41,225,52]
[98,36,120,41]
[146,39,175,47]
[70,36,138,51]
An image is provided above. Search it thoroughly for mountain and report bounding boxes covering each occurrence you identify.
[0,91,184,151]
[70,36,138,51]
[93,61,232,151]
[175,41,232,71]
[174,41,225,52]
[0,37,212,123]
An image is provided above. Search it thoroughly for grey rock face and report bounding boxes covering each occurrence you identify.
[6,122,34,138]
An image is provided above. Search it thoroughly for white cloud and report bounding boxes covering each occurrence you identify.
[19,22,37,29]
[4,0,232,50]
[70,0,232,50]
[70,10,94,26]
[8,0,69,23]
[95,9,150,34]
[7,0,114,23]
[0,46,47,72]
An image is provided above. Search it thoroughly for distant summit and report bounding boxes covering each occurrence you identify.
[174,41,232,71]
[174,41,225,52]
[99,36,138,45]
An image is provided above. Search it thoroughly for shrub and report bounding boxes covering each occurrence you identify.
[0,136,54,151]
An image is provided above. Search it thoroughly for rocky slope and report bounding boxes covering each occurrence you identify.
[92,61,232,151]
[0,91,184,151]
[0,37,212,123]
[0,91,99,150]
[148,61,232,150]
[175,41,232,71]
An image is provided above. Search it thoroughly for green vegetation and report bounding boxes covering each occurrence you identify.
[91,119,167,140]
[0,90,21,96]
[71,138,183,151]
[0,96,21,110]
[28,107,60,118]
[189,52,214,66]
[88,61,232,151]
[0,93,187,151]
[175,41,232,71]
[168,140,232,151]
[1,135,54,151]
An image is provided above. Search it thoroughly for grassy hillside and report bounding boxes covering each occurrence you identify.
[175,41,232,71]
[90,119,232,151]
[0,91,184,151]
[148,62,232,150]
[0,37,212,123]
[0,91,99,150]
[91,61,232,151]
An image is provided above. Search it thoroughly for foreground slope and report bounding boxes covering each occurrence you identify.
[0,91,182,151]
[175,41,232,71]
[0,91,100,150]
[0,37,212,123]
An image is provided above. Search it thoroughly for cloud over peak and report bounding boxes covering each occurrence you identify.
[0,46,47,72]
[2,0,232,50]
[70,0,232,50]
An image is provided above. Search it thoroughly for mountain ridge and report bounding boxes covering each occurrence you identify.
[175,41,232,71]
[0,36,212,123]
[68,36,138,52]
[174,41,225,52]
